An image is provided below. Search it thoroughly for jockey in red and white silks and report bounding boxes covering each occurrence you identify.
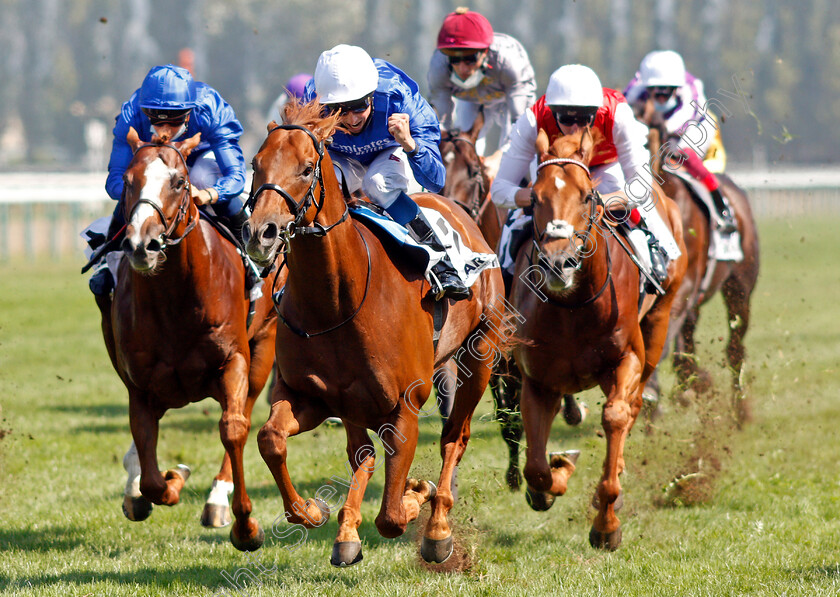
[492,64,681,286]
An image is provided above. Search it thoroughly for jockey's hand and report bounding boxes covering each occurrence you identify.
[388,113,416,154]
[191,185,218,206]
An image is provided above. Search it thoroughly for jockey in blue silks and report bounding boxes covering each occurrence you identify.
[303,44,469,301]
[88,64,248,296]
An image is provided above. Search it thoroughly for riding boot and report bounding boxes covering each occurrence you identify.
[404,210,471,301]
[88,209,126,296]
[710,189,737,233]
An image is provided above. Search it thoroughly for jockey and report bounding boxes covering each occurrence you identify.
[623,50,737,232]
[491,64,682,293]
[266,72,312,124]
[428,7,536,162]
[88,64,249,296]
[303,44,469,301]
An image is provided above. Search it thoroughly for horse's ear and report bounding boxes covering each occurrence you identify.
[267,120,278,133]
[536,128,550,155]
[126,127,142,152]
[468,105,485,142]
[579,127,602,165]
[179,133,202,158]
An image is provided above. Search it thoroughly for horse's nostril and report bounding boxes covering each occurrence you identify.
[241,222,252,244]
[261,222,278,242]
[147,239,163,252]
[121,238,132,253]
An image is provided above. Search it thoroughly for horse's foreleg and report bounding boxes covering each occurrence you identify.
[331,423,376,568]
[673,303,711,396]
[128,396,189,510]
[520,377,571,512]
[591,352,644,551]
[257,380,330,529]
[422,342,493,564]
[217,354,264,551]
[491,357,523,491]
[374,410,423,540]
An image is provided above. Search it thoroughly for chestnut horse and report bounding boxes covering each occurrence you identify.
[95,128,280,551]
[243,101,506,566]
[511,128,686,549]
[642,110,760,424]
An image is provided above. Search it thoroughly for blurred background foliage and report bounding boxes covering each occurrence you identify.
[1,0,836,169]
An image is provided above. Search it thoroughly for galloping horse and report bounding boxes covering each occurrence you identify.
[243,101,506,566]
[642,109,760,424]
[440,112,587,492]
[95,128,280,551]
[511,127,686,549]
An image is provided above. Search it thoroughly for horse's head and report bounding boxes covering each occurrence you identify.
[120,127,201,273]
[530,127,603,292]
[440,108,489,217]
[244,100,341,267]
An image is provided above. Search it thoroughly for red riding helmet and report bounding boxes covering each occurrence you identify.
[436,8,493,50]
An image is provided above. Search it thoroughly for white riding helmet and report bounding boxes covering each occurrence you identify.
[314,44,379,105]
[639,50,686,88]
[545,64,603,107]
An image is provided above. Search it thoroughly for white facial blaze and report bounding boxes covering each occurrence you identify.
[444,150,455,165]
[544,219,574,239]
[554,176,566,190]
[128,158,174,246]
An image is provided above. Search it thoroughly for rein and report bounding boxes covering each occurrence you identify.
[246,124,349,241]
[126,142,198,246]
[253,123,369,337]
[528,157,612,309]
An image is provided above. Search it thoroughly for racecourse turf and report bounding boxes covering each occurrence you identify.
[0,215,838,596]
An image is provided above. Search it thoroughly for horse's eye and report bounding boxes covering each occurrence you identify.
[174,178,185,190]
[302,165,314,178]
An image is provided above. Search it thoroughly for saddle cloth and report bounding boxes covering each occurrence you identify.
[349,203,499,288]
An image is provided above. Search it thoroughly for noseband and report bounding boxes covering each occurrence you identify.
[125,142,198,247]
[245,124,348,242]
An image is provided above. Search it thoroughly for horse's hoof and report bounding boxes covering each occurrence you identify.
[200,503,232,528]
[525,486,555,511]
[420,535,454,564]
[330,541,363,567]
[230,523,265,552]
[562,396,587,426]
[506,467,522,492]
[122,495,153,522]
[591,490,624,512]
[164,464,192,483]
[549,449,580,469]
[589,525,622,551]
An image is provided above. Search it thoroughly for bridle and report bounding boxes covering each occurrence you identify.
[245,123,369,338]
[441,132,489,219]
[125,142,198,247]
[245,124,348,245]
[528,157,612,308]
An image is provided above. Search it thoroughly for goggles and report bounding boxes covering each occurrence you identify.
[647,86,678,101]
[447,51,483,65]
[325,95,372,116]
[142,107,191,126]
[550,107,597,128]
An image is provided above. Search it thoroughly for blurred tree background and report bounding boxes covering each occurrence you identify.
[0,0,835,170]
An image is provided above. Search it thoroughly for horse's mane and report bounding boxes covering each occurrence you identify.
[281,99,341,143]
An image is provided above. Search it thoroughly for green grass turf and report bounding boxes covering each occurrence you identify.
[0,216,838,596]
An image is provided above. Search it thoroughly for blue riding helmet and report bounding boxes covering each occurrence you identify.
[138,64,197,111]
